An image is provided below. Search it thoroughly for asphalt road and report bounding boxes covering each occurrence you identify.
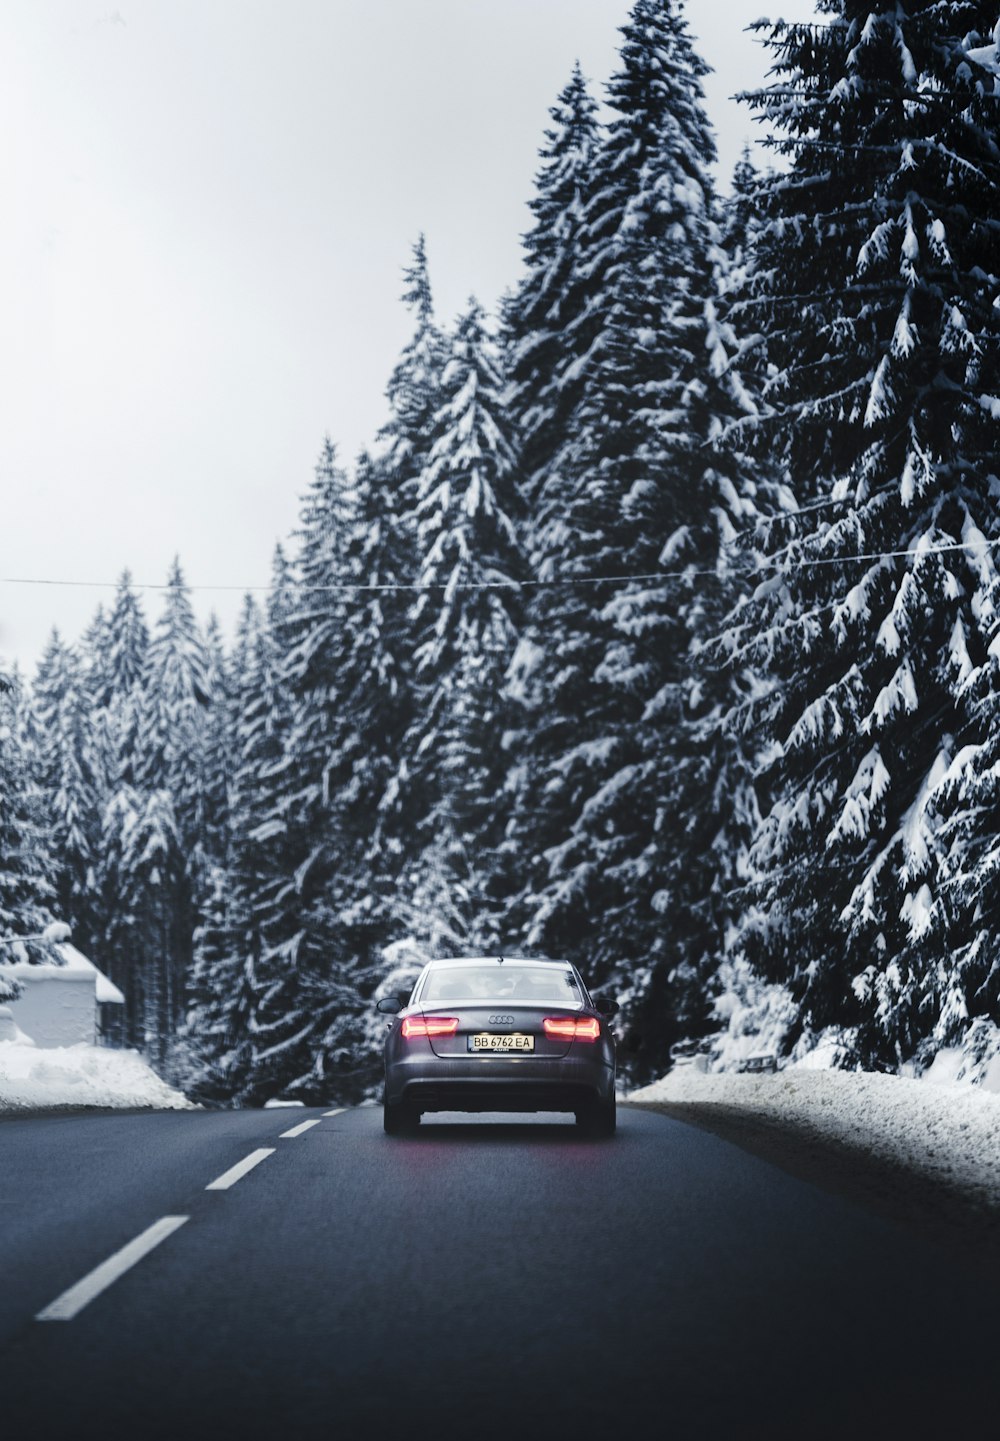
[0,1103,994,1440]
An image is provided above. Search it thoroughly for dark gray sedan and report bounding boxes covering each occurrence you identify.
[376,956,618,1137]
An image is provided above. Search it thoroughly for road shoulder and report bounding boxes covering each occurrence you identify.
[625,1098,1000,1277]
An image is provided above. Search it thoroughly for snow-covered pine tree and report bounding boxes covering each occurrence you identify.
[81,573,150,835]
[80,604,112,704]
[184,545,302,1102]
[0,670,57,999]
[612,151,794,1080]
[26,631,96,943]
[398,298,525,951]
[181,595,267,1100]
[378,235,449,497]
[80,574,151,1038]
[718,147,765,321]
[504,0,758,1076]
[200,613,233,874]
[314,449,416,969]
[102,783,183,1067]
[180,863,246,1098]
[728,2,1000,1067]
[678,149,801,1072]
[137,558,211,851]
[506,62,601,502]
[94,570,150,709]
[244,445,387,1103]
[899,15,1000,1066]
[132,559,211,1060]
[368,240,446,903]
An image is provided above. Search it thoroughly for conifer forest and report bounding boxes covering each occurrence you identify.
[5,0,1000,1104]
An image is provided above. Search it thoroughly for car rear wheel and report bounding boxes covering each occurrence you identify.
[576,1093,616,1138]
[383,1097,419,1136]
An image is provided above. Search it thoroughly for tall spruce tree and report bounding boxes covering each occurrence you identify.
[378,235,449,495]
[322,450,416,950]
[726,2,1000,1067]
[137,558,211,853]
[0,671,57,998]
[507,62,601,502]
[83,574,151,1035]
[186,549,301,1101]
[398,298,525,951]
[96,571,150,706]
[107,782,184,1065]
[245,446,386,1103]
[200,613,233,874]
[505,1,752,1079]
[27,632,95,943]
[182,594,273,1100]
[371,240,446,887]
[131,560,212,1061]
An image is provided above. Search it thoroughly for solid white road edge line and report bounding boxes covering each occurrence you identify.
[323,1109,346,1118]
[205,1147,275,1191]
[280,1118,323,1139]
[36,1216,190,1323]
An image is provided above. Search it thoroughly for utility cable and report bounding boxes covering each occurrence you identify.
[3,531,1000,597]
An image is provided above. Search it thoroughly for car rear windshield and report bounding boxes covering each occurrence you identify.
[420,966,581,1005]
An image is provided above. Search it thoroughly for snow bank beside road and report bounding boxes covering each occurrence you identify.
[629,1067,1000,1208]
[0,1040,195,1112]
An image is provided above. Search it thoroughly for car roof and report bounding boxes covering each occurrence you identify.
[422,956,572,970]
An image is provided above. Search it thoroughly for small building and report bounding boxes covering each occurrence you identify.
[0,943,125,1048]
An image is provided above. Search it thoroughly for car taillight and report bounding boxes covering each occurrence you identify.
[400,1016,459,1039]
[543,1016,601,1042]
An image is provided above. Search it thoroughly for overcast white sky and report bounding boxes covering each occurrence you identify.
[0,0,816,673]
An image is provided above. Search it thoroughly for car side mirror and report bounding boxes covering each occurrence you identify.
[594,996,620,1016]
[376,996,402,1014]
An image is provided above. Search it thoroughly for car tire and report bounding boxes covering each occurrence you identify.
[577,1093,616,1139]
[383,1097,419,1136]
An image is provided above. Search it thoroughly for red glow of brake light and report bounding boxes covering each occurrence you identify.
[543,1016,601,1042]
[401,1016,459,1039]
[543,1017,577,1040]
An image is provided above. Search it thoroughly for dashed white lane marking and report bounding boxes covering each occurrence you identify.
[280,1118,323,1139]
[36,1216,190,1322]
[323,1109,346,1119]
[205,1147,275,1191]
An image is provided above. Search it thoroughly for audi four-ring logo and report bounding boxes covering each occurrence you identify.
[489,1014,515,1025]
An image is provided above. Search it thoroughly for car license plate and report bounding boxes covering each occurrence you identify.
[469,1033,534,1052]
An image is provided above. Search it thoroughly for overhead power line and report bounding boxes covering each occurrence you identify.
[8,570,667,594]
[3,531,1000,598]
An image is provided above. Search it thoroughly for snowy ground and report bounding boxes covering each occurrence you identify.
[0,1039,195,1112]
[629,1065,1000,1210]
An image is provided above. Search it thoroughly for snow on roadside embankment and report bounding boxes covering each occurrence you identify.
[628,1067,1000,1209]
[0,1040,195,1112]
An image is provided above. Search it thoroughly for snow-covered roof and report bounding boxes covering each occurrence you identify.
[57,944,125,1005]
[0,943,125,1005]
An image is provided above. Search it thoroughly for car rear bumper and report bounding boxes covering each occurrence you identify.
[385,1052,615,1113]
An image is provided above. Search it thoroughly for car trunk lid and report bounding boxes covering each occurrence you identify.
[424,1003,582,1059]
